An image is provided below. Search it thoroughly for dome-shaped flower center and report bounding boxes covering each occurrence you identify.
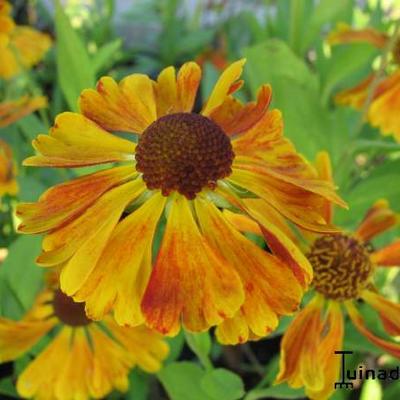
[308,234,374,301]
[53,289,91,326]
[136,113,234,199]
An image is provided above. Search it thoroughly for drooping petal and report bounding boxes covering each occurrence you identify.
[221,209,262,236]
[17,165,136,234]
[345,301,400,358]
[210,84,272,136]
[361,290,400,336]
[335,74,373,109]
[371,240,400,266]
[75,193,166,325]
[195,197,303,344]
[45,180,146,295]
[327,23,388,48]
[275,295,325,389]
[202,59,246,116]
[79,74,156,134]
[24,112,137,167]
[355,199,398,242]
[105,319,169,373]
[141,194,244,336]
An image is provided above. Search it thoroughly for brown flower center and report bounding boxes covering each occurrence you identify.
[135,113,234,199]
[308,234,374,301]
[53,290,91,326]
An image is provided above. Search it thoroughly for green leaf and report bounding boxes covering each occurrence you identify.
[245,384,305,400]
[185,331,212,369]
[1,235,43,312]
[165,331,185,363]
[201,369,245,400]
[158,362,213,400]
[0,378,18,398]
[55,0,95,111]
[126,370,150,400]
[92,38,122,74]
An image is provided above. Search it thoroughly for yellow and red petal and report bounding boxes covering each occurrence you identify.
[371,240,400,266]
[24,112,137,167]
[0,95,47,128]
[75,193,166,325]
[335,74,373,110]
[141,194,244,336]
[327,23,388,48]
[202,58,246,116]
[222,209,262,236]
[346,301,400,358]
[315,151,334,225]
[79,74,156,134]
[105,320,169,373]
[195,197,303,344]
[210,84,272,136]
[361,290,400,336]
[276,295,325,389]
[17,165,136,234]
[355,199,398,242]
[39,179,146,295]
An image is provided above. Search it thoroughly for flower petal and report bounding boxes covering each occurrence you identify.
[346,301,400,358]
[361,290,400,336]
[355,199,398,242]
[17,165,136,234]
[335,74,373,109]
[202,59,246,116]
[24,112,136,167]
[195,197,303,344]
[371,240,400,266]
[210,84,272,136]
[141,194,244,336]
[327,23,388,48]
[79,74,156,133]
[75,193,166,325]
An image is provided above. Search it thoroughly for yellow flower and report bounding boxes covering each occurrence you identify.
[276,152,400,400]
[0,95,47,129]
[0,0,51,79]
[0,287,169,400]
[0,139,18,196]
[17,60,346,343]
[328,23,400,142]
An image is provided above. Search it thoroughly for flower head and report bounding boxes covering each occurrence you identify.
[0,285,169,399]
[0,139,18,196]
[328,23,400,141]
[0,0,51,79]
[17,60,346,343]
[276,152,400,400]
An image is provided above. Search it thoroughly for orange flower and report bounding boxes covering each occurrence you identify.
[329,23,400,142]
[17,60,346,343]
[0,95,47,128]
[0,287,169,400]
[0,139,18,196]
[0,0,51,79]
[276,152,400,400]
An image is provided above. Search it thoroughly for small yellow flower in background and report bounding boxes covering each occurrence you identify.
[328,23,400,142]
[17,59,346,343]
[0,283,169,400]
[0,139,18,196]
[276,152,400,400]
[0,0,52,79]
[0,95,47,129]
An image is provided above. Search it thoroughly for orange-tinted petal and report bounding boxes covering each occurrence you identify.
[355,199,398,242]
[221,209,262,236]
[0,139,18,196]
[335,74,373,110]
[345,301,400,358]
[0,95,47,128]
[79,74,156,134]
[195,197,303,344]
[315,151,334,225]
[210,84,272,136]
[327,23,388,48]
[17,165,136,234]
[24,112,137,167]
[362,290,400,336]
[141,194,244,336]
[371,240,400,266]
[75,193,166,325]
[202,59,246,116]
